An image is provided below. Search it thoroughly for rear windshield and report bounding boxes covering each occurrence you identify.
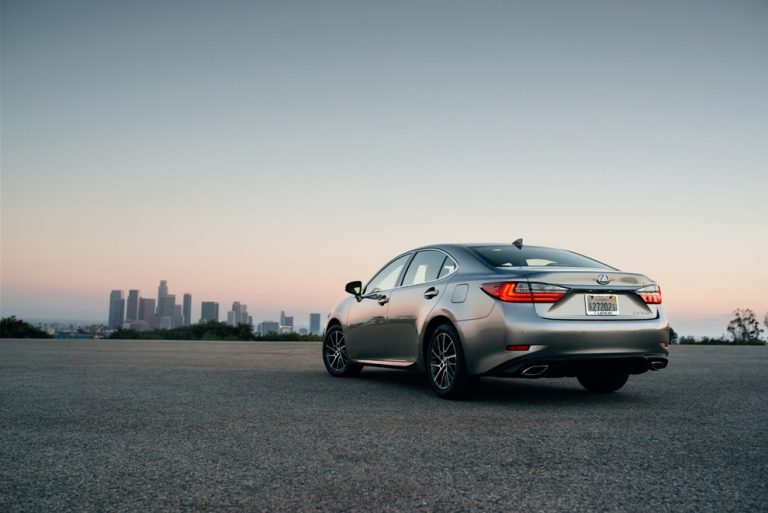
[471,246,614,269]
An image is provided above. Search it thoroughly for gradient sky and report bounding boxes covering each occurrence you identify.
[1,0,767,335]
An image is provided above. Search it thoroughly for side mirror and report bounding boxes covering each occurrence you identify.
[345,281,362,299]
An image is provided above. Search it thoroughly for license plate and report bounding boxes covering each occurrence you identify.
[585,294,619,316]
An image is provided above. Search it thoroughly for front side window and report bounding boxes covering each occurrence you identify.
[402,250,449,287]
[364,254,412,294]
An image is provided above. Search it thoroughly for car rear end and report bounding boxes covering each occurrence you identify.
[457,245,670,377]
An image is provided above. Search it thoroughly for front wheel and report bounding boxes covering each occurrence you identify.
[577,372,629,393]
[427,323,477,399]
[323,326,362,377]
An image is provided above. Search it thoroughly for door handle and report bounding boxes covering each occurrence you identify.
[377,296,389,305]
[424,287,439,299]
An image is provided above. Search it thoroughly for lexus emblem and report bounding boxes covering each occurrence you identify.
[596,274,611,285]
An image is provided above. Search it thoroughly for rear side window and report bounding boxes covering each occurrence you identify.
[402,250,450,286]
[437,256,458,279]
[471,246,613,269]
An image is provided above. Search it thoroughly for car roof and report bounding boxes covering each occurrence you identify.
[413,243,551,251]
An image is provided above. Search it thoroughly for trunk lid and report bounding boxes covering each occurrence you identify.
[502,267,659,320]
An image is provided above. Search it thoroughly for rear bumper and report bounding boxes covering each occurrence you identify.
[457,302,670,375]
[485,353,669,378]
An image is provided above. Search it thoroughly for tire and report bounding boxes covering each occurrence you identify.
[427,323,477,399]
[323,325,363,377]
[577,372,629,393]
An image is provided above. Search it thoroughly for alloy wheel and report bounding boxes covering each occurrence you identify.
[324,329,350,373]
[429,332,457,390]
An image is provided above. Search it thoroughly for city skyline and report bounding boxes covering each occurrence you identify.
[2,1,767,338]
[105,279,322,334]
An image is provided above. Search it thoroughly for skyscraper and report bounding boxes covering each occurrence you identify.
[108,290,125,329]
[200,302,219,323]
[182,293,192,326]
[280,310,294,332]
[158,280,168,299]
[139,298,156,326]
[173,305,184,328]
[237,303,249,325]
[157,294,175,329]
[126,290,140,321]
[309,313,321,335]
[228,302,249,326]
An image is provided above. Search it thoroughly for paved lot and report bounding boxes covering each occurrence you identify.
[1,340,766,512]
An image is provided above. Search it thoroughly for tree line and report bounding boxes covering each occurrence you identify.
[676,308,766,345]
[2,310,767,344]
[0,316,52,338]
[107,321,322,342]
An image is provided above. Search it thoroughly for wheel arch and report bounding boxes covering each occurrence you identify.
[325,317,342,337]
[420,314,457,371]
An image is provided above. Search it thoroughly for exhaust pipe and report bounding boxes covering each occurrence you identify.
[521,365,549,377]
[650,360,666,371]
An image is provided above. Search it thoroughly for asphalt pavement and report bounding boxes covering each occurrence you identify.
[1,339,766,512]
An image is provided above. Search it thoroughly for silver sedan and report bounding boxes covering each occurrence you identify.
[323,241,670,399]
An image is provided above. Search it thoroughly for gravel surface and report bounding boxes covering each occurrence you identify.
[1,339,766,512]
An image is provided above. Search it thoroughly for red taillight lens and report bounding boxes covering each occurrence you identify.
[637,284,662,304]
[506,344,530,351]
[481,282,568,303]
[481,282,532,302]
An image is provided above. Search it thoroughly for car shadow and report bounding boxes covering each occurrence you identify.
[356,368,648,406]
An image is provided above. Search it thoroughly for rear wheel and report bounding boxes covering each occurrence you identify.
[577,372,629,393]
[323,326,362,377]
[427,323,477,399]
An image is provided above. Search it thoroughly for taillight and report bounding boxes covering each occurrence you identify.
[481,282,568,303]
[637,284,662,304]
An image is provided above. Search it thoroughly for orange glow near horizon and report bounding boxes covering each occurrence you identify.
[3,220,767,337]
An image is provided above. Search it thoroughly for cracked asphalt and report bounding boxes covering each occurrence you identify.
[1,340,766,512]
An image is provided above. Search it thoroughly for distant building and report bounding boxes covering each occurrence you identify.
[235,302,247,325]
[158,280,168,299]
[157,294,175,318]
[298,328,308,336]
[283,315,294,332]
[228,302,250,326]
[157,295,175,328]
[200,301,219,323]
[257,321,280,336]
[108,290,125,329]
[309,313,321,335]
[139,298,156,326]
[122,320,150,332]
[182,293,192,326]
[126,290,140,321]
[278,310,294,332]
[173,305,184,328]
